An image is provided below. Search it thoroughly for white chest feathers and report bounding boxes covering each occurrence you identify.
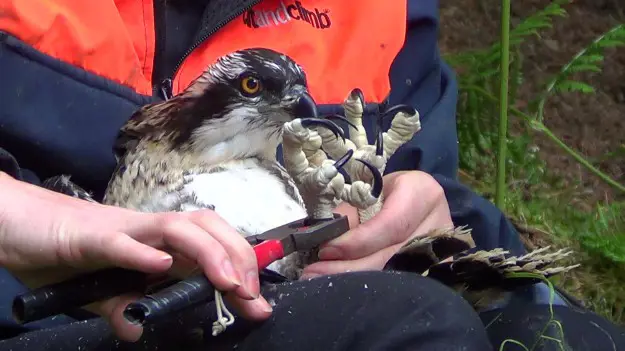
[146,160,307,237]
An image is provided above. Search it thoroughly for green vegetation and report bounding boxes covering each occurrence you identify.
[445,0,625,325]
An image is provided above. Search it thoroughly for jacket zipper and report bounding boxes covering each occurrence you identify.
[155,0,262,100]
[151,0,168,98]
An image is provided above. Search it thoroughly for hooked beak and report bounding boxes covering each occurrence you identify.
[293,92,318,118]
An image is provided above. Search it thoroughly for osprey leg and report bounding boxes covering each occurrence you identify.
[316,88,422,222]
[282,118,352,220]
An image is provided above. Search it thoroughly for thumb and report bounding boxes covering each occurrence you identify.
[98,294,145,342]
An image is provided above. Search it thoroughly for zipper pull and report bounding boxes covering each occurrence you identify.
[160,78,173,100]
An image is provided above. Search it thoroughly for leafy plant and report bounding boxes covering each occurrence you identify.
[577,202,625,264]
[445,0,625,325]
[534,24,625,121]
[447,0,625,196]
[529,23,625,193]
[448,1,572,194]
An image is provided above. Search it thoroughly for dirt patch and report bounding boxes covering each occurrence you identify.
[439,0,625,204]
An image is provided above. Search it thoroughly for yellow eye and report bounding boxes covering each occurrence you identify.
[240,76,261,95]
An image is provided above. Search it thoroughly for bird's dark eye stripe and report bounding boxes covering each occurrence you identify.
[261,78,283,93]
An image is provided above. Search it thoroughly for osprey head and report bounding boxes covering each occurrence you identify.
[179,48,317,149]
[117,48,319,162]
[187,48,317,121]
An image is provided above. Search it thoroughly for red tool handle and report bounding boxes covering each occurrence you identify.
[253,239,285,270]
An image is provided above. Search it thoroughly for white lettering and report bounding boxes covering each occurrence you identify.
[275,1,291,24]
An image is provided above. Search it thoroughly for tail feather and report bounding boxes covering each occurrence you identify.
[384,226,580,310]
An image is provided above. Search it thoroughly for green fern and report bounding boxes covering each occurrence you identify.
[449,0,625,326]
[524,23,625,193]
[453,13,625,194]
[534,24,625,121]
[577,202,625,264]
[449,1,572,181]
[554,80,595,94]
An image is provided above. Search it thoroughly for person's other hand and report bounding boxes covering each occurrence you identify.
[0,172,272,342]
[300,171,453,278]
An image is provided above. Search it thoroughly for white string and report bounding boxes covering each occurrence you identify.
[211,289,235,336]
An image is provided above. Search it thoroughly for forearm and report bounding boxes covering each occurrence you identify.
[0,170,25,269]
[0,171,24,272]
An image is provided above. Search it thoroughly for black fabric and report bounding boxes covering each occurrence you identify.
[154,0,261,85]
[0,146,22,180]
[0,147,39,185]
[481,302,625,350]
[0,34,153,198]
[191,0,260,49]
[4,271,622,351]
[160,0,206,83]
[0,272,492,350]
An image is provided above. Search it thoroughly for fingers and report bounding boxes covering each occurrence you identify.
[319,172,450,262]
[302,211,451,277]
[317,187,425,260]
[98,294,144,342]
[72,206,262,312]
[300,244,399,279]
[224,293,274,321]
[305,193,454,277]
[167,251,203,279]
[187,211,261,301]
[333,201,360,228]
[142,210,268,324]
[147,216,252,299]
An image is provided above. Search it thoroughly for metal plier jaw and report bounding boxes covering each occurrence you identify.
[247,214,349,269]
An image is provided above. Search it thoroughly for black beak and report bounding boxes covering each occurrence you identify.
[294,92,318,118]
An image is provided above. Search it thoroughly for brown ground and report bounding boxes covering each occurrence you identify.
[439,0,625,204]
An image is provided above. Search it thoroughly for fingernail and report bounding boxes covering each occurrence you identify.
[221,259,241,286]
[160,254,173,262]
[255,296,274,313]
[245,270,260,299]
[318,246,342,260]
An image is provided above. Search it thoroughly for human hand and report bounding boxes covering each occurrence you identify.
[0,172,272,342]
[300,171,454,278]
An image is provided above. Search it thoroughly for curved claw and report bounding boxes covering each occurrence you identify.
[324,114,358,130]
[376,128,384,156]
[355,158,383,198]
[300,118,346,141]
[375,108,385,156]
[334,149,354,170]
[372,103,416,157]
[381,104,417,120]
[349,88,366,109]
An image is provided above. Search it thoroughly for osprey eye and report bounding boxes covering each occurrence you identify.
[240,76,261,95]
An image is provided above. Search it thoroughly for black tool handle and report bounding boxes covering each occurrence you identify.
[12,268,152,324]
[123,274,215,326]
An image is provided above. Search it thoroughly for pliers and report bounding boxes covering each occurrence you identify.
[12,214,350,326]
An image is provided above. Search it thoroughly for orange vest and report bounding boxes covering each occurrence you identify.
[0,0,407,104]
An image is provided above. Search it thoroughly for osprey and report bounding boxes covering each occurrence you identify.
[44,47,579,332]
[97,47,393,278]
